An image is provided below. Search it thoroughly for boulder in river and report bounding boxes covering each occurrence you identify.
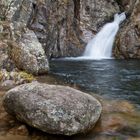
[3,82,102,136]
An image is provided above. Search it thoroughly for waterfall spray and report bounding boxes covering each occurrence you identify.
[83,12,126,59]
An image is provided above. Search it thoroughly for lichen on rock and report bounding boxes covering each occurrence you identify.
[3,82,102,136]
[9,29,49,75]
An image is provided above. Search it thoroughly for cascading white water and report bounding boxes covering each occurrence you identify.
[83,12,126,59]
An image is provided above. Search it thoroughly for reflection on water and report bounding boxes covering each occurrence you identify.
[50,59,140,108]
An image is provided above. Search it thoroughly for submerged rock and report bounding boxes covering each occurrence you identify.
[3,82,102,136]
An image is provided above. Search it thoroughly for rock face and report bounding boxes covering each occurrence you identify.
[28,0,85,58]
[0,0,49,74]
[114,0,140,58]
[28,0,120,58]
[0,0,33,24]
[0,42,15,71]
[3,82,102,136]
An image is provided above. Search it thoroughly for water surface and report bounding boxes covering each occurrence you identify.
[50,59,140,108]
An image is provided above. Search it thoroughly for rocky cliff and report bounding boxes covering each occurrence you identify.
[0,0,49,74]
[27,0,140,58]
[114,0,140,58]
[27,0,120,58]
[0,0,140,63]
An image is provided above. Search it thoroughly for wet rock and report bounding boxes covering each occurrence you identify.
[10,29,49,75]
[80,0,120,31]
[3,82,102,136]
[114,0,140,58]
[92,99,140,136]
[103,100,135,113]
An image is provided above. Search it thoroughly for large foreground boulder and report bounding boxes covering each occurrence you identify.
[3,82,102,136]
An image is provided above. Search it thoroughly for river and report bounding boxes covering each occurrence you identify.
[50,59,140,109]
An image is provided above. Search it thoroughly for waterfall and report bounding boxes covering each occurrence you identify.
[83,12,126,59]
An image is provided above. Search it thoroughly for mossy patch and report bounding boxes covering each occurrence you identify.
[0,70,36,83]
[18,71,36,83]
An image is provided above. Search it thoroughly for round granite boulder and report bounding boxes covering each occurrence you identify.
[3,82,102,136]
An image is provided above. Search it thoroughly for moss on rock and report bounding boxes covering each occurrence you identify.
[0,70,36,85]
[18,71,35,83]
